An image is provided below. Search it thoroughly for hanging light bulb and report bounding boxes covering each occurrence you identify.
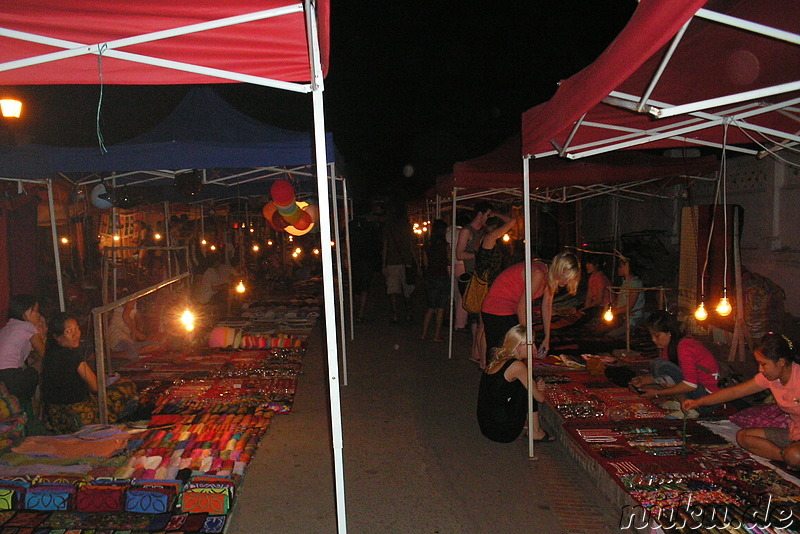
[60,237,69,245]
[0,99,22,118]
[267,240,274,246]
[502,234,511,242]
[180,309,195,331]
[113,235,120,242]
[603,307,614,322]
[313,248,320,255]
[201,239,207,246]
[694,301,708,321]
[252,244,260,252]
[236,280,246,294]
[209,244,217,251]
[154,233,162,241]
[716,291,732,317]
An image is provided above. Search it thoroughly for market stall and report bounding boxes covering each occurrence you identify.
[0,2,351,531]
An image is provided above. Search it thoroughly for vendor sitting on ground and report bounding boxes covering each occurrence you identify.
[0,294,46,412]
[477,324,552,443]
[630,310,719,416]
[41,313,138,434]
[683,333,800,469]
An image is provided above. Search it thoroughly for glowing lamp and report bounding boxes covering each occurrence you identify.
[180,309,195,332]
[236,280,246,294]
[154,233,162,240]
[330,241,335,247]
[292,252,299,258]
[252,244,260,252]
[267,240,274,246]
[313,248,320,255]
[60,237,69,244]
[295,247,302,254]
[694,302,708,321]
[502,234,510,242]
[716,295,732,317]
[603,307,614,322]
[0,99,22,118]
[113,235,120,242]
[209,244,217,251]
[250,228,255,233]
[201,239,207,245]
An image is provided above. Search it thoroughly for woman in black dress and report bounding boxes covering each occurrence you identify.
[477,325,552,443]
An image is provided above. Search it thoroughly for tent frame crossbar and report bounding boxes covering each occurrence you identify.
[550,93,800,160]
[0,4,310,93]
[542,6,800,160]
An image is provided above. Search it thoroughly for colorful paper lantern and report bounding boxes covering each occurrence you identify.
[270,180,295,206]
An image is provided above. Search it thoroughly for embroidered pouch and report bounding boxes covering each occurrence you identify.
[180,487,230,514]
[76,484,126,512]
[24,484,75,511]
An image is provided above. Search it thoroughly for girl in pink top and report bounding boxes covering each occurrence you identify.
[481,252,580,363]
[684,333,800,469]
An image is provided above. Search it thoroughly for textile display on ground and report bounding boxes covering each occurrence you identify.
[540,367,800,533]
[0,295,320,533]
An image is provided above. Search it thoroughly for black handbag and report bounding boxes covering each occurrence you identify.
[405,264,417,285]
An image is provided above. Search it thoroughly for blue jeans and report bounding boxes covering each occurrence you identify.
[650,359,710,401]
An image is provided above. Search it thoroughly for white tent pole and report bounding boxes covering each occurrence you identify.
[111,180,118,302]
[523,157,535,459]
[46,179,65,312]
[330,170,348,387]
[164,201,173,278]
[447,190,458,360]
[342,172,355,343]
[306,1,346,531]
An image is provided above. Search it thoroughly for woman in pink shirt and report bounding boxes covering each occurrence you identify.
[481,251,580,363]
[684,333,800,468]
[631,311,720,413]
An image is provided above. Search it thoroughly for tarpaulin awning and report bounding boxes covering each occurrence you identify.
[0,87,335,179]
[438,135,718,203]
[0,0,329,88]
[522,0,800,160]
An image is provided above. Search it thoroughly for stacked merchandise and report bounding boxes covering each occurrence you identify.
[543,373,666,422]
[0,301,319,532]
[567,419,800,533]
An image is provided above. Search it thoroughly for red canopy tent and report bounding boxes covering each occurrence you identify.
[516,0,799,385]
[0,2,348,530]
[439,134,717,203]
[521,0,800,159]
[0,0,329,86]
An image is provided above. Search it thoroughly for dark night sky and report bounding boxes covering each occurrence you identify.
[1,1,636,203]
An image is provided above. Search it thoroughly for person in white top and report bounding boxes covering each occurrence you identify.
[0,294,46,403]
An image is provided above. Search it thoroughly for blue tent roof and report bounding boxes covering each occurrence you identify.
[0,87,335,179]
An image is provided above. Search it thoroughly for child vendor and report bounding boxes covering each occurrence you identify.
[684,333,800,469]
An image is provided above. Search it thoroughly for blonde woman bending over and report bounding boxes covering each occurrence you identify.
[481,251,580,363]
[476,325,552,443]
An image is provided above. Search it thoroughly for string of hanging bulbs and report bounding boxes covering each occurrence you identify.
[695,120,733,322]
